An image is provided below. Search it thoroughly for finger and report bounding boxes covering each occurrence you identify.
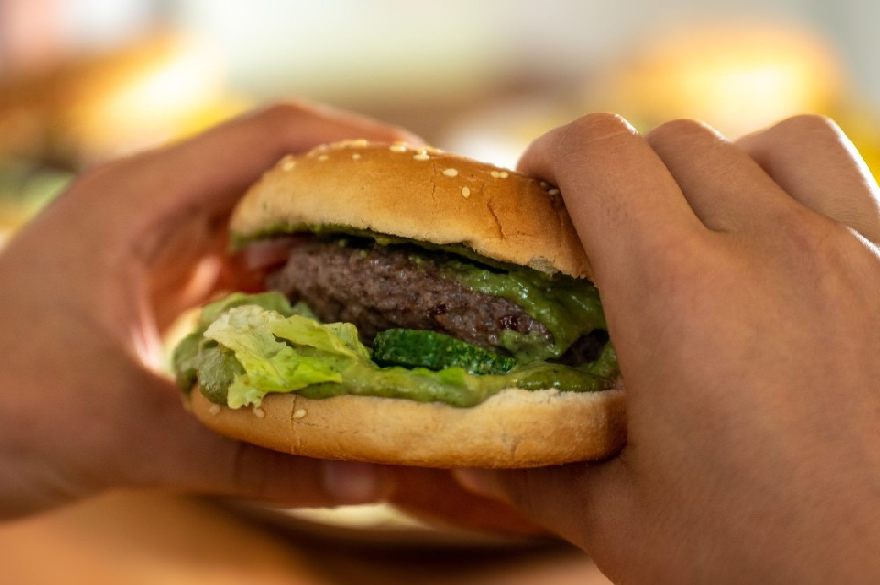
[737,114,880,242]
[162,101,424,212]
[67,101,420,236]
[647,119,796,232]
[517,113,705,289]
[455,459,634,559]
[125,373,393,507]
[390,468,544,536]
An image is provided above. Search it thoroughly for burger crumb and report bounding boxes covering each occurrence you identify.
[490,170,509,179]
[351,153,362,160]
[293,409,307,419]
[280,156,296,171]
[253,407,266,418]
[208,405,221,416]
[548,188,560,195]
[443,168,459,177]
[317,155,329,162]
[413,149,430,161]
[389,143,408,152]
[461,186,471,198]
[539,180,550,189]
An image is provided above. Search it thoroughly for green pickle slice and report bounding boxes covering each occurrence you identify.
[372,329,517,375]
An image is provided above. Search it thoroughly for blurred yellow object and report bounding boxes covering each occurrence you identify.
[590,25,842,137]
[0,33,245,166]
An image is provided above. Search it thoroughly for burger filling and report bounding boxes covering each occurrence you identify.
[173,232,618,408]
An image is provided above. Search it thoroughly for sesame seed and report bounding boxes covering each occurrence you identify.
[548,188,560,195]
[461,186,471,198]
[389,144,408,152]
[490,170,509,179]
[443,168,459,177]
[318,155,329,162]
[208,405,221,415]
[254,407,266,418]
[413,149,430,161]
[351,153,362,160]
[293,409,307,419]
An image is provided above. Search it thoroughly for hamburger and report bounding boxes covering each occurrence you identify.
[173,140,625,468]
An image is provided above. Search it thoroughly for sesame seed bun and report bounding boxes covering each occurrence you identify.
[231,140,592,278]
[190,387,626,468]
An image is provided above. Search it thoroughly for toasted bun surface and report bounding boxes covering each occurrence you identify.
[231,141,592,278]
[191,387,625,468]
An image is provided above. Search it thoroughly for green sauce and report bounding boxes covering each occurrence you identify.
[441,260,605,361]
[296,360,614,408]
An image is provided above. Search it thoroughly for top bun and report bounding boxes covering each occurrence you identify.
[231,140,592,278]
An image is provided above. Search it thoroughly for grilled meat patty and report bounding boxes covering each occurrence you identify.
[266,241,552,349]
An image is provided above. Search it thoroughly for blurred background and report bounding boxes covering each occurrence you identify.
[1,0,880,245]
[0,2,878,582]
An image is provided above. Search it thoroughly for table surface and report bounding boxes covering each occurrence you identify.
[0,491,612,585]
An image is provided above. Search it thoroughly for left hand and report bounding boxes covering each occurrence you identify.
[0,101,536,535]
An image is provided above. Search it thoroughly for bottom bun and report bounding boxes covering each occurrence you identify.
[190,387,626,468]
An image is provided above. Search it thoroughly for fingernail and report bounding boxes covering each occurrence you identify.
[321,461,383,504]
[453,469,505,501]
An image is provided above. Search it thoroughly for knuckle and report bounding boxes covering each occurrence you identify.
[644,234,721,308]
[775,205,827,249]
[63,159,129,198]
[550,113,636,166]
[647,118,718,148]
[773,206,855,271]
[560,113,635,145]
[773,113,840,138]
[65,151,161,202]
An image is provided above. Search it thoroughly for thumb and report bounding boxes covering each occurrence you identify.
[122,372,394,507]
[454,458,634,554]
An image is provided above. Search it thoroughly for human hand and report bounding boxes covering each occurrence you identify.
[0,102,536,535]
[456,114,880,582]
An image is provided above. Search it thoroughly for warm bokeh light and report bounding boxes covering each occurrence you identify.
[591,25,842,137]
[61,34,244,160]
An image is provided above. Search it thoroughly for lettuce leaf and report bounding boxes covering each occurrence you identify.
[203,304,370,408]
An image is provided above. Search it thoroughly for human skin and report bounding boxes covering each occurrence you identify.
[456,114,880,583]
[0,102,535,535]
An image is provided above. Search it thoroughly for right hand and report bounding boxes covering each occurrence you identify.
[457,114,880,583]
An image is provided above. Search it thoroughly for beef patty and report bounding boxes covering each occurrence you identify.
[266,241,552,349]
